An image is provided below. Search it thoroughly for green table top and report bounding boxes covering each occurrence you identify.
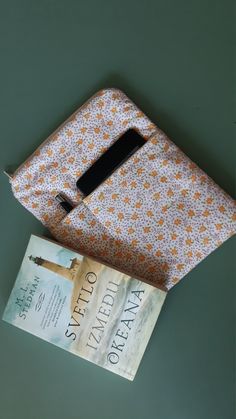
[0,1,235,419]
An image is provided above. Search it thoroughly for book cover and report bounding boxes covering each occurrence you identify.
[3,235,166,380]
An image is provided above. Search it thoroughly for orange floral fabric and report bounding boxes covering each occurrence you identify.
[10,88,236,290]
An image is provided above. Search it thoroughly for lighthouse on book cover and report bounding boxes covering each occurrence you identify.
[28,255,81,281]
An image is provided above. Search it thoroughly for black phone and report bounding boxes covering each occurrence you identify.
[76,128,146,197]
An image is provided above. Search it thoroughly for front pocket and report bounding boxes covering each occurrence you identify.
[82,133,236,290]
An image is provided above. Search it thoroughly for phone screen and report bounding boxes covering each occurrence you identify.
[76,129,146,197]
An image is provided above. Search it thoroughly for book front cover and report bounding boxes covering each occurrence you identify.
[3,235,166,380]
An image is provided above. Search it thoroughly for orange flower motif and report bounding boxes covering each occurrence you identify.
[148,154,156,161]
[79,212,85,220]
[76,229,83,236]
[175,157,182,164]
[161,262,169,272]
[151,137,158,145]
[143,226,151,233]
[98,100,105,108]
[25,183,31,190]
[170,247,178,256]
[157,234,164,240]
[39,164,46,172]
[162,160,169,166]
[90,220,96,227]
[112,193,119,200]
[94,127,100,134]
[219,205,226,213]
[137,168,144,176]
[107,120,113,126]
[35,190,42,196]
[187,251,193,258]
[155,250,163,257]
[167,188,174,197]
[215,223,223,230]
[138,254,146,262]
[143,181,150,189]
[232,213,236,221]
[42,214,49,222]
[175,172,182,180]
[32,203,38,209]
[150,170,158,177]
[111,107,117,113]
[203,209,210,217]
[66,130,73,137]
[59,147,65,154]
[124,197,130,204]
[89,236,96,242]
[200,175,207,183]
[203,237,210,245]
[131,181,137,189]
[181,189,189,197]
[133,156,140,164]
[191,175,197,182]
[146,243,153,251]
[158,218,164,226]
[174,218,181,226]
[88,143,95,150]
[147,210,154,217]
[153,192,161,200]
[61,167,68,173]
[115,239,122,247]
[162,205,169,213]
[119,168,127,176]
[199,225,207,232]
[25,173,32,180]
[185,225,192,233]
[164,144,169,152]
[76,138,83,145]
[105,220,111,227]
[63,182,70,189]
[38,178,44,185]
[186,238,193,246]
[194,192,201,200]
[103,133,110,140]
[93,208,100,215]
[188,209,195,217]
[47,199,53,207]
[177,203,185,210]
[131,212,139,220]
[206,197,214,205]
[115,227,121,234]
[128,227,135,234]
[108,207,115,213]
[102,233,109,241]
[131,239,138,247]
[96,113,103,119]
[98,192,105,201]
[118,212,124,220]
[177,263,184,271]
[120,180,128,188]
[52,161,59,168]
[84,112,91,119]
[171,233,178,240]
[135,201,142,208]
[196,251,202,259]
[160,176,167,183]
[80,127,87,134]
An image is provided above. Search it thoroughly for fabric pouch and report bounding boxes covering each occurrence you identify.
[9,88,235,290]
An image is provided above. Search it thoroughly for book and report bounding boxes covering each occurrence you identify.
[2,235,166,380]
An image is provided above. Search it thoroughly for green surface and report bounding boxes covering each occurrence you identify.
[0,1,235,419]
